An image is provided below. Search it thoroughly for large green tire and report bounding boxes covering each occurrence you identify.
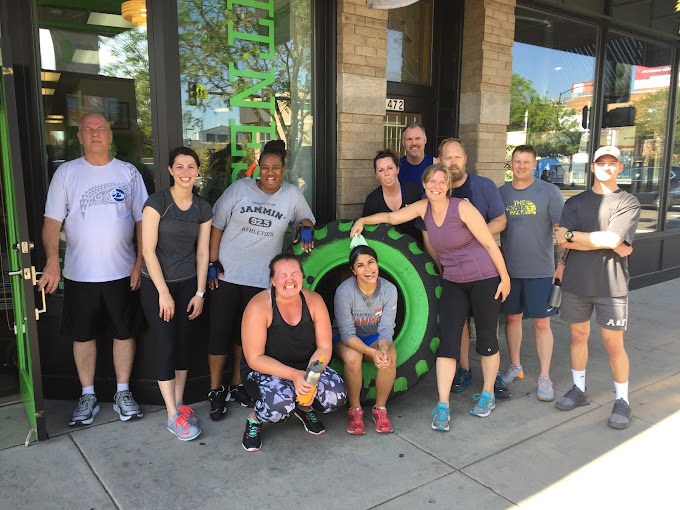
[294,220,441,404]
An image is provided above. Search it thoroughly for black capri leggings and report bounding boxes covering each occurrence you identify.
[208,281,262,355]
[141,276,197,381]
[438,276,501,359]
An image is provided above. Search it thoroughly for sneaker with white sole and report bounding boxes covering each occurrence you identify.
[537,376,555,402]
[113,390,144,421]
[69,394,100,426]
[177,401,198,426]
[167,412,201,441]
[431,403,450,431]
[470,391,495,417]
[501,364,524,384]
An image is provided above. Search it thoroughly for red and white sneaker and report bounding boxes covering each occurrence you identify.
[372,406,393,433]
[347,407,365,435]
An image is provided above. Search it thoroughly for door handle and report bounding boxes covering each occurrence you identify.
[8,270,22,276]
[30,267,46,321]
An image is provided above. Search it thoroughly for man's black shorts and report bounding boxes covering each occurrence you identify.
[61,278,142,342]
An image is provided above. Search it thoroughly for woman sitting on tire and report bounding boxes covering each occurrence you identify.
[350,163,510,428]
[362,148,423,245]
[333,243,398,434]
[240,253,347,452]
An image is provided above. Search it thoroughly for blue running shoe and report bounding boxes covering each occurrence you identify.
[471,391,496,417]
[494,372,511,399]
[167,412,201,441]
[452,368,472,393]
[431,403,451,431]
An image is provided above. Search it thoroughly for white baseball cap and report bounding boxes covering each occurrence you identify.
[593,146,622,162]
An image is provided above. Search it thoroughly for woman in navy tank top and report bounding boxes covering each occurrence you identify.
[350,163,511,428]
[239,253,347,452]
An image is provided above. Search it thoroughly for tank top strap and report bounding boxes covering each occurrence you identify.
[270,288,309,327]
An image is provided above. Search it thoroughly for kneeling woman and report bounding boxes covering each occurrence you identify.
[141,147,213,441]
[241,253,347,452]
[333,245,397,434]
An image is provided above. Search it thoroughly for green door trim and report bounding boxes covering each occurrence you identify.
[0,40,48,441]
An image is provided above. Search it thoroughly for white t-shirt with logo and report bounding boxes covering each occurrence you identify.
[44,157,148,282]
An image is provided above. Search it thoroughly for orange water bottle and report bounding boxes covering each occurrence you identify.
[297,356,325,406]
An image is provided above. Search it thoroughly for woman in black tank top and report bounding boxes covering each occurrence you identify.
[238,254,347,452]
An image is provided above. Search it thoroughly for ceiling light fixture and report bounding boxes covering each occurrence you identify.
[41,71,61,82]
[42,88,55,96]
[121,1,147,28]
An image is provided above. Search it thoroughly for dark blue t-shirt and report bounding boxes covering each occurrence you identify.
[399,154,435,190]
[451,173,505,222]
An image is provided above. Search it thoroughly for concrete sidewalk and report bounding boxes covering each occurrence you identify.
[2,279,679,509]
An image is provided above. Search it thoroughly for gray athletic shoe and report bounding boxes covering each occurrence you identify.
[431,403,450,431]
[69,394,100,426]
[113,390,144,422]
[608,398,632,429]
[501,364,524,384]
[537,376,555,402]
[555,385,589,410]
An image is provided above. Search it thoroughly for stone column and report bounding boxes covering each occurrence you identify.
[459,0,516,185]
[336,0,389,219]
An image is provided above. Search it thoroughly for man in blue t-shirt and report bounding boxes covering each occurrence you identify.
[432,138,508,398]
[399,122,438,190]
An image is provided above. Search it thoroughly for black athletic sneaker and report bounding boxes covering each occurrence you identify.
[494,372,511,399]
[229,384,255,408]
[294,407,325,435]
[242,419,262,452]
[208,385,228,421]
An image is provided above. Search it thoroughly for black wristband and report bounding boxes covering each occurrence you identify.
[209,260,225,274]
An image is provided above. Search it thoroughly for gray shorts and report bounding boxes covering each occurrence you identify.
[560,292,629,331]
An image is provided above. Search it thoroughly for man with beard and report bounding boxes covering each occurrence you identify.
[399,122,438,191]
[434,138,509,398]
[554,146,640,429]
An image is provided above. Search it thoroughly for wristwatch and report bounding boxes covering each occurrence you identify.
[195,291,205,298]
[564,230,574,243]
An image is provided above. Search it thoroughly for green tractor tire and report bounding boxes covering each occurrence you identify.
[294,220,441,404]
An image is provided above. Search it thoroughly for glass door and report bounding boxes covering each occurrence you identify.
[0,27,47,441]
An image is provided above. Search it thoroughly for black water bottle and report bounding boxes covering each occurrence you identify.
[548,278,562,308]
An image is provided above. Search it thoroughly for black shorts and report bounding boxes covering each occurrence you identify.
[61,278,142,342]
[208,281,263,355]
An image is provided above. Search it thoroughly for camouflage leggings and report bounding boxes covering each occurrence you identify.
[246,367,347,423]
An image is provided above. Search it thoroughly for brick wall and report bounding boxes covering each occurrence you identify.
[336,0,388,219]
[459,0,515,185]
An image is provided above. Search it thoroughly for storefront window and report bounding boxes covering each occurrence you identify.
[611,0,679,37]
[386,0,433,85]
[38,2,153,191]
[178,0,314,207]
[509,9,597,200]
[602,35,672,233]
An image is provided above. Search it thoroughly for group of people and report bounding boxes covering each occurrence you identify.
[38,114,640,454]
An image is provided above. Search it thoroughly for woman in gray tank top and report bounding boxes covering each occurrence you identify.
[350,163,511,429]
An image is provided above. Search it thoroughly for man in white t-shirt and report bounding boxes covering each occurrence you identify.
[38,113,148,426]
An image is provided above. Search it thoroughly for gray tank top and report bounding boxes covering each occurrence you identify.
[424,198,498,283]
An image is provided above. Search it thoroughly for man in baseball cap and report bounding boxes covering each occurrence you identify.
[553,145,641,429]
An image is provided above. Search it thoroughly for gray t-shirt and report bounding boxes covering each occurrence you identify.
[142,188,213,282]
[560,189,640,297]
[212,178,314,289]
[499,179,563,278]
[333,277,398,344]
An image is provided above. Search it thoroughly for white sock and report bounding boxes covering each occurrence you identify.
[572,369,586,392]
[116,383,129,393]
[615,381,629,403]
[82,386,95,395]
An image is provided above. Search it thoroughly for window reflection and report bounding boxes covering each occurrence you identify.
[386,0,433,86]
[509,10,596,200]
[602,35,671,233]
[178,0,314,207]
[38,2,153,193]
